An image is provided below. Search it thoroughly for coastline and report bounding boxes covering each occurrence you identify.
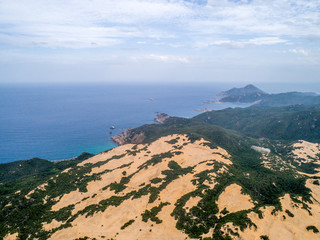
[1,84,257,164]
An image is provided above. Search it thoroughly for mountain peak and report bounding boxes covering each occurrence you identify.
[219,84,266,103]
[244,84,261,90]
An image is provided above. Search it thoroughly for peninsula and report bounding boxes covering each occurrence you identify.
[218,84,320,106]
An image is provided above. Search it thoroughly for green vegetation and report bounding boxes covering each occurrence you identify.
[0,158,55,184]
[169,145,310,239]
[0,153,129,239]
[291,161,319,174]
[260,235,270,240]
[109,182,127,193]
[221,208,229,215]
[120,219,135,230]
[171,164,258,239]
[0,152,94,185]
[194,104,320,142]
[285,209,294,217]
[150,178,163,184]
[258,92,320,107]
[125,145,148,156]
[62,159,193,223]
[165,138,178,144]
[148,161,193,203]
[138,151,174,170]
[313,180,320,185]
[124,117,246,155]
[141,202,170,224]
[306,225,319,233]
[202,142,218,149]
[131,115,312,205]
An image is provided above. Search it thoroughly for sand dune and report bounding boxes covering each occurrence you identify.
[5,137,320,240]
[44,134,232,240]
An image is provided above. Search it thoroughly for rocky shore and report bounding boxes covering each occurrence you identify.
[111,128,146,146]
[111,113,170,146]
[154,112,170,124]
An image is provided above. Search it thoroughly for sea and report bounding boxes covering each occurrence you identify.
[0,82,318,164]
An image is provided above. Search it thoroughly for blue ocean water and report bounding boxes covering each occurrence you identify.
[1,82,318,163]
[0,82,245,163]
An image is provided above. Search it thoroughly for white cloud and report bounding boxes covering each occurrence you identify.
[248,37,288,45]
[148,54,189,63]
[203,37,287,48]
[187,0,320,39]
[289,49,309,56]
[0,0,191,25]
[0,0,319,49]
[130,54,189,63]
[0,0,190,48]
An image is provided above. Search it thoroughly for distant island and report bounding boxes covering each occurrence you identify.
[218,84,267,103]
[218,84,320,106]
[1,84,320,240]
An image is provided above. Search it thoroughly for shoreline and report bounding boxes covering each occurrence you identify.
[1,87,258,164]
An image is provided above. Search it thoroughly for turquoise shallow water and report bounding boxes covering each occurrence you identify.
[1,82,317,163]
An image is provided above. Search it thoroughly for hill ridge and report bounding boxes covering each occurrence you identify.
[2,134,320,240]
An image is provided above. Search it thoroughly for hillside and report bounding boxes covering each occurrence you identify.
[0,153,94,185]
[194,104,320,142]
[258,92,320,107]
[2,131,320,240]
[112,117,246,153]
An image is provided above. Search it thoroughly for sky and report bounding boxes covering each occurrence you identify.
[0,0,319,84]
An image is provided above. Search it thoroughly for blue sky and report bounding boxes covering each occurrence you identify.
[0,0,319,84]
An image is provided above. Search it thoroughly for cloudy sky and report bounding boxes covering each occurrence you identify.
[0,0,319,84]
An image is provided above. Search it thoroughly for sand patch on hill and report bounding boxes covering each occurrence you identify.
[49,175,197,240]
[177,141,232,167]
[217,184,254,213]
[306,179,320,203]
[185,196,202,210]
[292,140,320,163]
[240,194,320,240]
[42,219,63,231]
[25,182,48,199]
[3,233,18,240]
[50,135,232,213]
[298,171,320,178]
[78,144,135,166]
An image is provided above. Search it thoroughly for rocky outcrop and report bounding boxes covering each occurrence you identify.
[112,113,169,146]
[154,113,170,124]
[111,129,146,145]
